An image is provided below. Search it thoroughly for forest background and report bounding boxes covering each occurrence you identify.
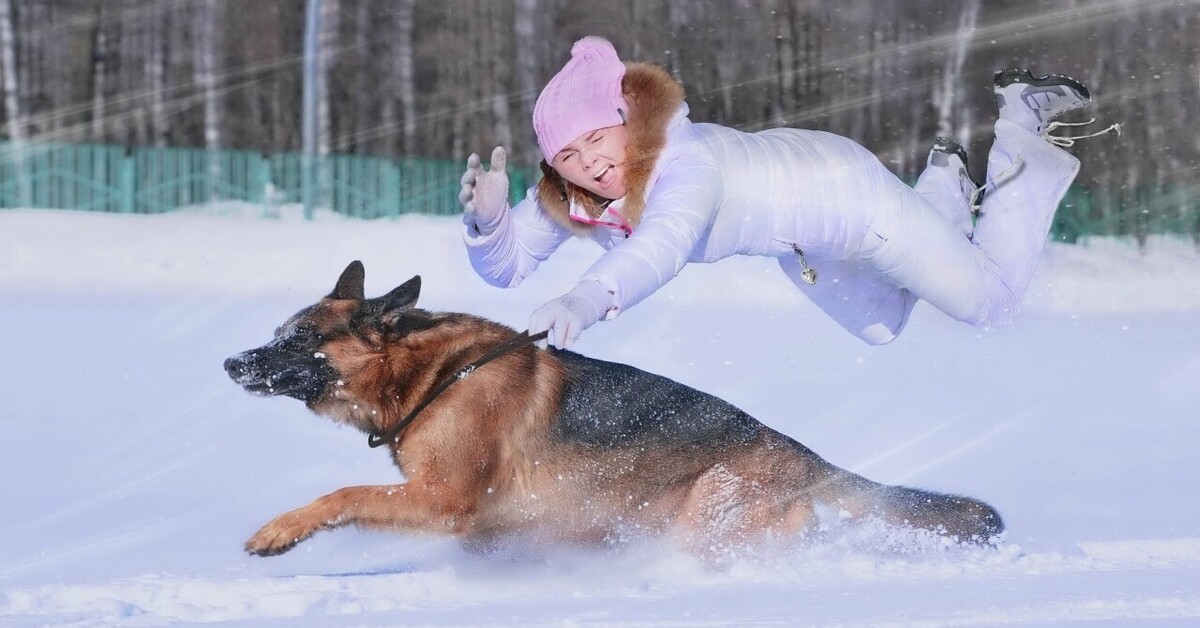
[0,0,1196,240]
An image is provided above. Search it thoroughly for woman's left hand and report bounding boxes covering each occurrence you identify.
[459,146,510,235]
[530,281,614,348]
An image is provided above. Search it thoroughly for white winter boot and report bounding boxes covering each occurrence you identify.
[993,69,1119,147]
[993,68,1090,134]
[929,136,984,211]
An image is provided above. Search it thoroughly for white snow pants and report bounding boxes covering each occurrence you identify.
[779,119,1081,345]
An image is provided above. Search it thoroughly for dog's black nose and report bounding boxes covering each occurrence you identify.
[224,355,245,377]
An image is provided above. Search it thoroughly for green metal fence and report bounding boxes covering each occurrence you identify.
[1053,183,1200,243]
[2,139,1197,243]
[0,140,530,217]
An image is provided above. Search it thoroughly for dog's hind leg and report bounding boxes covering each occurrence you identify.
[671,453,825,561]
[245,483,476,556]
[671,462,785,559]
[778,499,816,537]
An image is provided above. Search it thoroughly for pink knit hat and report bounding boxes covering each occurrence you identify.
[533,36,628,163]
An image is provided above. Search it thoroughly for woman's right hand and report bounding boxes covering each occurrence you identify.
[459,146,510,236]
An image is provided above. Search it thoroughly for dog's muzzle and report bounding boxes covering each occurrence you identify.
[224,349,334,404]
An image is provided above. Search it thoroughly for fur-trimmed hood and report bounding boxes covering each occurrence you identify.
[536,62,686,235]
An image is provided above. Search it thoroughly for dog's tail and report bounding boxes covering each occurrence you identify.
[813,465,1005,543]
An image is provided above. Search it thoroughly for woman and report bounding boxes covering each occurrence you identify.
[459,36,1114,348]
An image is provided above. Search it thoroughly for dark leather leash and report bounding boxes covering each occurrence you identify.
[366,330,550,448]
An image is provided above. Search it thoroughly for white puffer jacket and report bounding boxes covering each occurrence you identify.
[463,64,892,313]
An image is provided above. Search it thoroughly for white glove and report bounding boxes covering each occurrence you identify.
[530,280,614,349]
[459,146,510,236]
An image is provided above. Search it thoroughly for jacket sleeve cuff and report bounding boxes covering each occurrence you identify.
[576,274,621,321]
[461,210,521,288]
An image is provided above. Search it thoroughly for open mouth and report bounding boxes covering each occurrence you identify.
[228,362,316,398]
[237,374,302,397]
[593,164,613,185]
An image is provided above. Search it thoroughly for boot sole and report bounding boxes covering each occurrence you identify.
[931,136,969,165]
[929,137,983,202]
[993,68,1091,101]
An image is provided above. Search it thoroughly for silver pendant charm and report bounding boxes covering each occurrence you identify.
[791,244,818,285]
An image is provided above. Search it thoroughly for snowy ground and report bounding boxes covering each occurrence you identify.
[1,206,1199,626]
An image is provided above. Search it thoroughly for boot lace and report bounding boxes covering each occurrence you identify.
[1042,118,1123,148]
[968,156,1024,214]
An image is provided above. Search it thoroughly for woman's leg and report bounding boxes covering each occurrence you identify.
[857,177,1001,326]
[784,138,976,344]
[786,130,1078,337]
[857,72,1087,328]
[968,118,1079,310]
[913,138,976,239]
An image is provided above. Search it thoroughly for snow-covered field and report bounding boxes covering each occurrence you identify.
[2,206,1199,626]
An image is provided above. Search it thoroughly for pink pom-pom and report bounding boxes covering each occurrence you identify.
[571,36,617,59]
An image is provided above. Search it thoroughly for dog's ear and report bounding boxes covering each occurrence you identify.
[378,275,421,319]
[329,261,366,301]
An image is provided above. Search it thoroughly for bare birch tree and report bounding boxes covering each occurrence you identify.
[933,0,980,143]
[512,0,539,164]
[315,0,339,207]
[147,4,169,147]
[393,0,416,154]
[770,0,795,128]
[33,0,70,139]
[350,0,371,153]
[0,0,30,205]
[89,1,108,142]
[486,1,512,158]
[16,0,48,138]
[317,0,338,161]
[194,0,222,197]
[449,7,470,159]
[0,0,22,143]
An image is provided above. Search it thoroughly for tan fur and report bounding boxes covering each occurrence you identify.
[536,62,686,235]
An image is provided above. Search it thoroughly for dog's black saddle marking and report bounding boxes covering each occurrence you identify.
[552,350,760,448]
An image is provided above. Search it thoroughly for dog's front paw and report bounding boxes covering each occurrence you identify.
[245,509,326,557]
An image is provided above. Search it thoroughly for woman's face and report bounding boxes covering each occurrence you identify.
[551,124,629,200]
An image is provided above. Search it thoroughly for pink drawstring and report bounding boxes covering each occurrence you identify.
[569,212,632,238]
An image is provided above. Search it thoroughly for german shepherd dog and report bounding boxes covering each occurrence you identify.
[225,261,1003,558]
